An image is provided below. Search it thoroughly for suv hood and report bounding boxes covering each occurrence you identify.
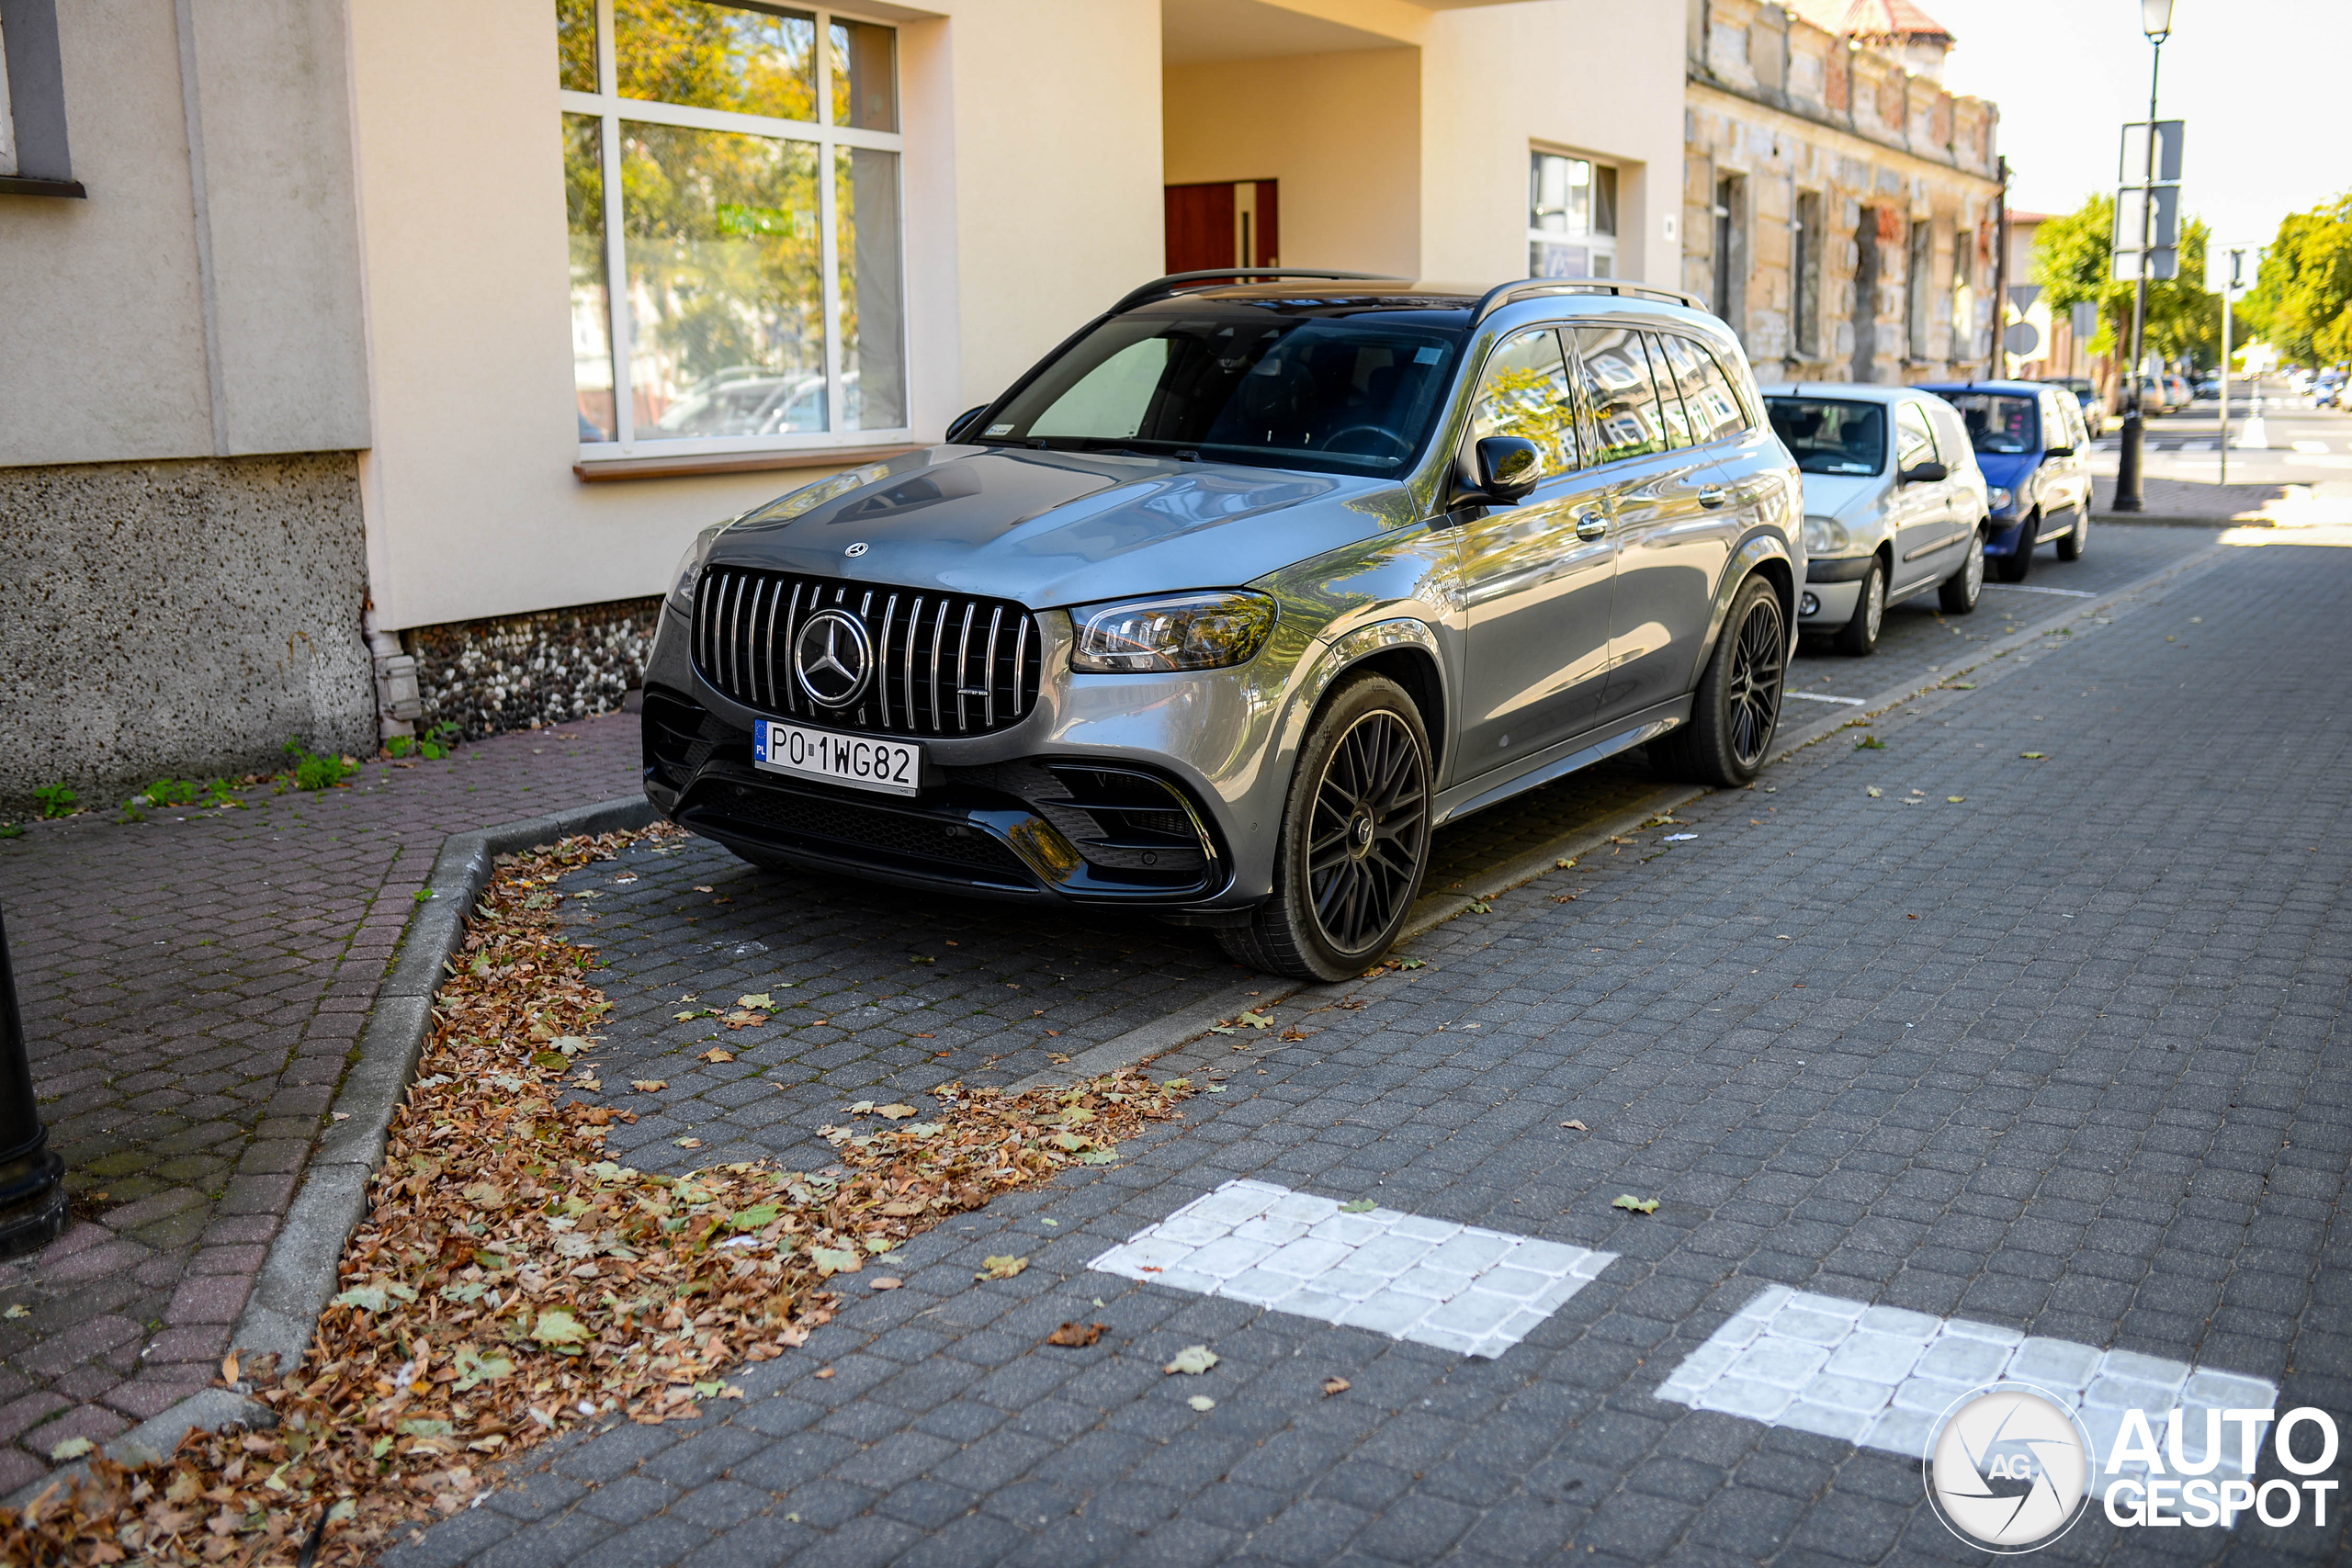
[713,446,1411,608]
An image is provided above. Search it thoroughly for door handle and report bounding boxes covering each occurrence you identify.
[1697,486,1730,510]
[1575,512,1610,540]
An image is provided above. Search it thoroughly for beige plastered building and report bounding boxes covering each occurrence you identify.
[1681,0,2002,387]
[0,0,1698,807]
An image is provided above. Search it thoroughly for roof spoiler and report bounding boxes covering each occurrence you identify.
[1105,268,1406,316]
[1475,278,1710,321]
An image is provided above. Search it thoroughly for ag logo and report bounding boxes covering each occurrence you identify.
[792,608,874,709]
[1925,1384,2093,1552]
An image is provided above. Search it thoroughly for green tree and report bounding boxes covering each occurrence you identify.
[2031,193,2221,384]
[2237,194,2352,367]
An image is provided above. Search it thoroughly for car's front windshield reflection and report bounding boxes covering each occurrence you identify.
[977,308,1467,478]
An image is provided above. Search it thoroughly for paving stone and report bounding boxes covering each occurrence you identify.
[374,536,2352,1562]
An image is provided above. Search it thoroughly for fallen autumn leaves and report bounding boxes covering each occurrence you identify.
[0,826,1192,1564]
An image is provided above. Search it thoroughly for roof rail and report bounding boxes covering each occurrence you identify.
[1474,278,1710,321]
[1106,268,1405,317]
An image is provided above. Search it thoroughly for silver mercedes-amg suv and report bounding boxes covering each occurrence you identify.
[641,271,1802,981]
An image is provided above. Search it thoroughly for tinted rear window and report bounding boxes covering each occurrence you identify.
[1939,391,2040,454]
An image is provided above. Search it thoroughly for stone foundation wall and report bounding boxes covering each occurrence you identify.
[403,598,662,740]
[0,454,376,815]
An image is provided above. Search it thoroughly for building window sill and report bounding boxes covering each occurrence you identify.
[0,175,86,198]
[572,443,928,484]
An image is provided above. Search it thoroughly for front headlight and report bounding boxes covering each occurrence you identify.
[1069,591,1277,673]
[1801,516,1851,555]
[1987,487,2014,513]
[665,525,725,615]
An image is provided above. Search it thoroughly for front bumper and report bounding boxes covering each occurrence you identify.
[643,684,1235,908]
[1797,580,1861,626]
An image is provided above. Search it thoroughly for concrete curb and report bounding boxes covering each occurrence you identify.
[8,794,657,1506]
[1017,539,2235,1087]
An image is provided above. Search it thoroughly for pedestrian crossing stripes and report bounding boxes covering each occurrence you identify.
[1090,1179,1615,1359]
[1656,1285,2278,1477]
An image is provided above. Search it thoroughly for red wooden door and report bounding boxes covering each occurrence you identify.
[1164,181,1278,274]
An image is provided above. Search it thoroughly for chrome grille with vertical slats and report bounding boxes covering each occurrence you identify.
[691,566,1044,738]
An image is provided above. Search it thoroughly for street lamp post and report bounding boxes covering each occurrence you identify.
[0,904,66,1259]
[2114,0,2175,513]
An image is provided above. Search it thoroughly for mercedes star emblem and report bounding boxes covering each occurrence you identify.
[792,608,874,709]
[843,542,869,557]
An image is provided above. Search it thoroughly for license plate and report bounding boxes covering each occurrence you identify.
[752,719,922,797]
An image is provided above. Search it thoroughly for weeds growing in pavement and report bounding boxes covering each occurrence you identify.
[0,824,1193,1563]
[31,784,75,819]
[384,722,463,762]
[0,821,22,840]
[282,740,360,792]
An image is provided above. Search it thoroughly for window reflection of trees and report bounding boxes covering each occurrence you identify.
[560,0,903,443]
[1468,329,1577,475]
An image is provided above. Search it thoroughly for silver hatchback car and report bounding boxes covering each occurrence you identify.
[1760,384,1990,655]
[642,271,1803,980]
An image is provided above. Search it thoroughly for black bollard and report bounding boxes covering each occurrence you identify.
[0,902,67,1258]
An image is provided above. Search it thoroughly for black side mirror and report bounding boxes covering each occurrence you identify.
[1899,460,1949,484]
[944,404,990,444]
[2043,445,2075,458]
[1474,437,1543,504]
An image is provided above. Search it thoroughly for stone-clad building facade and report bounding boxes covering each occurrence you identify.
[1683,0,2001,385]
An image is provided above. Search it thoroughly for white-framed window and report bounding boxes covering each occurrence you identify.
[560,0,907,457]
[1528,149,1617,280]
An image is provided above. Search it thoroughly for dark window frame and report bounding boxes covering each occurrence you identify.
[0,0,81,198]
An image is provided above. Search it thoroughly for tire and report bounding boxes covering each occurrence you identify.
[1939,524,1986,614]
[1995,513,2038,582]
[1650,575,1787,788]
[2055,505,2088,561]
[1831,558,1885,656]
[1217,673,1432,982]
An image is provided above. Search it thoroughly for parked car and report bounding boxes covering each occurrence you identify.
[1914,379,2094,581]
[2313,371,2346,409]
[2040,377,2109,436]
[639,271,1803,980]
[1762,385,1989,655]
[2164,373,2193,412]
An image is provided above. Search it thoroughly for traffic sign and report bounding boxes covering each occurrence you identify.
[2119,120,2184,185]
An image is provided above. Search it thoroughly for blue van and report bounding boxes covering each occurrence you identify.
[1913,380,2094,581]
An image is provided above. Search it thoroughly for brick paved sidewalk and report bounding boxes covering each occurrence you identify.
[396,537,2350,1567]
[0,715,641,1493]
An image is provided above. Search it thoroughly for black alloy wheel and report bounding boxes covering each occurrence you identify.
[1724,592,1787,771]
[1304,709,1429,955]
[1652,574,1787,788]
[1220,674,1432,982]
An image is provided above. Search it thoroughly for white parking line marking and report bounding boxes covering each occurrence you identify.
[1786,691,1867,706]
[1091,1179,1614,1359]
[1984,583,2095,597]
[1657,1286,2278,1473]
[2292,439,2330,454]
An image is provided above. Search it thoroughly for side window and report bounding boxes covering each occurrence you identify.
[1675,337,1751,443]
[1574,327,1672,463]
[1642,333,1695,448]
[1925,401,1970,468]
[1466,327,1577,477]
[1894,401,1938,472]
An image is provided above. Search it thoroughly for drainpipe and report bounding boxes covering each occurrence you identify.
[364,604,422,743]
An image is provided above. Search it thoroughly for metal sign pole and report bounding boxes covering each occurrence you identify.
[2115,42,2164,513]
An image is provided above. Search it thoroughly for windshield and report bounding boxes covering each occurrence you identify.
[976,309,1466,477]
[1940,391,2040,455]
[1765,397,1885,476]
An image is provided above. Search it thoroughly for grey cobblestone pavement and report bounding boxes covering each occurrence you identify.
[0,716,641,1493]
[391,532,2352,1566]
